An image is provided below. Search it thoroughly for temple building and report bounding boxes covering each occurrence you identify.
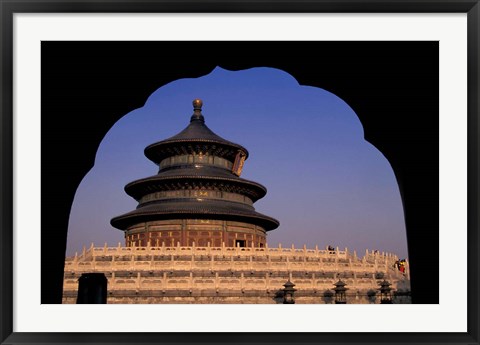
[110,99,279,249]
[63,99,411,304]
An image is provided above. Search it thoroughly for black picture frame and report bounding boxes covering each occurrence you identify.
[1,1,479,345]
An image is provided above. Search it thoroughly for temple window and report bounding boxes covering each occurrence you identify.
[139,189,253,206]
[159,154,233,170]
[235,240,246,248]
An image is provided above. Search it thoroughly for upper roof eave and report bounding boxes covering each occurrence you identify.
[144,100,249,163]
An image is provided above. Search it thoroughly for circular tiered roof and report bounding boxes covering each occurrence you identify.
[110,99,279,232]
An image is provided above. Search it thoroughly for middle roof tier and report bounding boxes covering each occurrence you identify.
[124,165,268,202]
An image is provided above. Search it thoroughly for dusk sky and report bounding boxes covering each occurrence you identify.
[66,67,408,259]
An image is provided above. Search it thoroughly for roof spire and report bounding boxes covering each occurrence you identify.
[191,99,205,123]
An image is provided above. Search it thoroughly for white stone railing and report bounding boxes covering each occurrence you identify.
[65,243,409,279]
[70,242,401,260]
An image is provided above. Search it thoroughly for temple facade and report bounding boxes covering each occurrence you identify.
[63,99,411,304]
[110,99,279,249]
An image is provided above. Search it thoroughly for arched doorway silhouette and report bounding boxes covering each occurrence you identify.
[65,66,408,262]
[42,41,438,303]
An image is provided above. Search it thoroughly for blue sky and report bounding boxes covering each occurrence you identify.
[66,67,408,259]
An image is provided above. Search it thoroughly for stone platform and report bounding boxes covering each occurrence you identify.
[63,244,410,304]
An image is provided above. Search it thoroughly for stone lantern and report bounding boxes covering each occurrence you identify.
[378,279,394,304]
[282,280,297,304]
[333,280,347,304]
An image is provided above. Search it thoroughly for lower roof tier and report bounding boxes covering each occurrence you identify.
[110,198,280,231]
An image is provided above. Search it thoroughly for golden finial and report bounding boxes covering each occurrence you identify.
[191,99,205,123]
[193,99,203,111]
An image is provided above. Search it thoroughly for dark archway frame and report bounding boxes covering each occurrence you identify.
[41,41,439,304]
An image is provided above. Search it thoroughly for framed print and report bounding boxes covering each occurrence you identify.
[1,1,479,345]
